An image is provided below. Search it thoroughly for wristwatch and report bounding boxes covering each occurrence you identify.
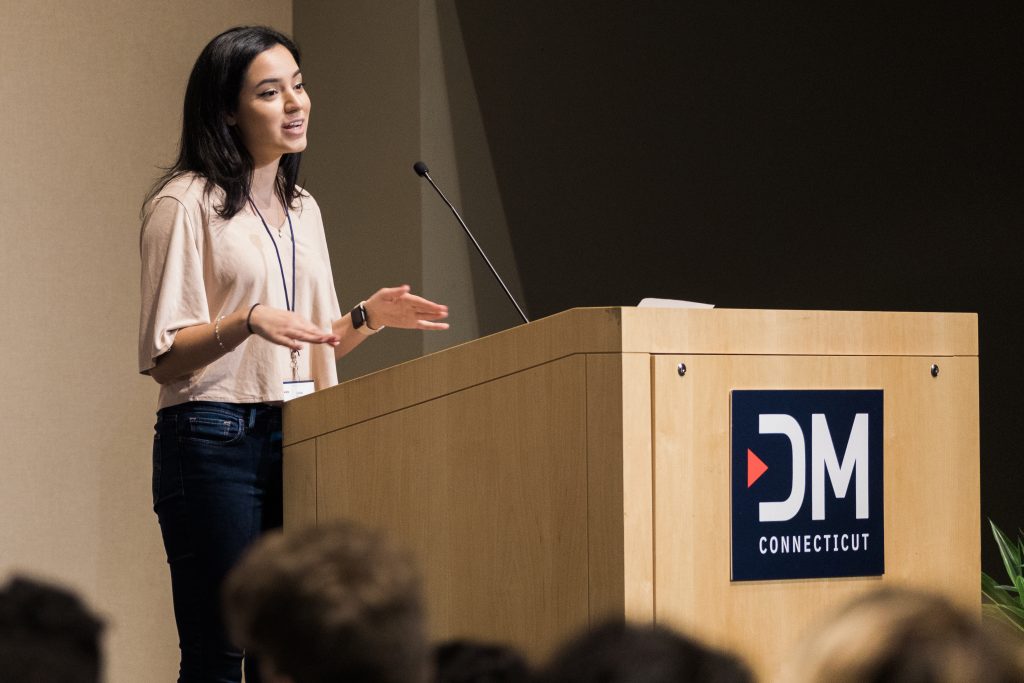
[351,301,383,336]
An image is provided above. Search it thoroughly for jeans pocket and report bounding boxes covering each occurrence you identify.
[177,410,246,446]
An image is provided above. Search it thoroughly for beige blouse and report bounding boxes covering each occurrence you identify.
[139,174,342,410]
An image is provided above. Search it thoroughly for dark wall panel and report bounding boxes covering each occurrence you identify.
[453,0,1023,576]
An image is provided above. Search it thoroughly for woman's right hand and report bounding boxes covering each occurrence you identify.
[248,304,340,350]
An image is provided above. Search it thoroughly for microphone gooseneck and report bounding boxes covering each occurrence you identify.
[412,161,529,324]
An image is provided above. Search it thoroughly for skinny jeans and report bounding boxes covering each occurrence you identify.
[152,401,282,683]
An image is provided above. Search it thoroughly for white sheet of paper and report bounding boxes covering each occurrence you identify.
[637,297,714,309]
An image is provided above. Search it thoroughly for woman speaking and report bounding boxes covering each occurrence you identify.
[138,26,448,682]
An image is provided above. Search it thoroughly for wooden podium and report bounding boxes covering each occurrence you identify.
[282,307,979,677]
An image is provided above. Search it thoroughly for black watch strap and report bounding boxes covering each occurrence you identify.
[351,301,382,336]
[351,302,368,329]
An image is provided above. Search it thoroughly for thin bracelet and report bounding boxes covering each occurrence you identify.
[366,306,383,332]
[246,303,261,334]
[214,315,227,350]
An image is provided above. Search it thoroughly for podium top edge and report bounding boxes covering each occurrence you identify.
[283,307,977,446]
[538,306,977,353]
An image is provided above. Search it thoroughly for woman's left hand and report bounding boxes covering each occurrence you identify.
[363,285,449,330]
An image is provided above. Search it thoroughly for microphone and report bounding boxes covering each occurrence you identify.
[413,161,529,324]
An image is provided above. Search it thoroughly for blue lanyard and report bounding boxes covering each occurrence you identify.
[249,197,296,312]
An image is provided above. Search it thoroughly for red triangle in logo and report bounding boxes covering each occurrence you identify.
[747,449,768,487]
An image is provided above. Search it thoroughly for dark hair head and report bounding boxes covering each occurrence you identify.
[433,639,532,683]
[146,25,303,218]
[223,522,429,683]
[0,575,105,683]
[538,619,754,683]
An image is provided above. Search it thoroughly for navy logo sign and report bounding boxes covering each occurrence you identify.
[731,390,884,581]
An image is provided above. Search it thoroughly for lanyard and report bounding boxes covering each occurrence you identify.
[249,197,296,312]
[249,196,301,380]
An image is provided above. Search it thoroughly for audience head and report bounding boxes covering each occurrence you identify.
[537,619,754,683]
[783,586,1024,683]
[434,639,532,683]
[223,521,429,683]
[0,575,105,683]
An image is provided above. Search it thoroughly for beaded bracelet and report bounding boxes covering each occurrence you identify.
[214,315,227,350]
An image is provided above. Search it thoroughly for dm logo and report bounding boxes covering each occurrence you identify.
[731,390,884,581]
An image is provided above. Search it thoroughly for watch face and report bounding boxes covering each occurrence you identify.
[352,304,366,328]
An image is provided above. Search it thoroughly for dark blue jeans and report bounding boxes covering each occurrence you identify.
[153,401,283,683]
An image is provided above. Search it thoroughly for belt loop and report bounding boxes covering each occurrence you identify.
[248,407,257,429]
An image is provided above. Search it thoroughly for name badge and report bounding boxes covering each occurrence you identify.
[283,380,315,401]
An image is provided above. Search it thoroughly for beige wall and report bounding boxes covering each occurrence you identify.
[295,0,525,380]
[0,1,516,679]
[421,0,524,352]
[294,0,425,381]
[0,2,291,681]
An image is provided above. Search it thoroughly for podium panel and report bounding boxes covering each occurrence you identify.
[313,355,592,658]
[283,308,979,677]
[651,354,979,674]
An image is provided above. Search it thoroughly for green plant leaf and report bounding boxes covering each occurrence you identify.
[982,604,1024,632]
[982,603,1004,619]
[983,572,1014,605]
[1000,600,1024,620]
[990,520,1022,585]
[978,602,1019,618]
[982,594,1024,629]
[983,522,1024,634]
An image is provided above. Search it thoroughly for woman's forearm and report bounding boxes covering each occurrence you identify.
[331,312,370,360]
[149,307,252,384]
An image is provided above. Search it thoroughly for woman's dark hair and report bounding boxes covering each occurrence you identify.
[145,26,303,218]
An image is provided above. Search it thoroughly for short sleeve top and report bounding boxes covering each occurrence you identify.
[139,174,342,410]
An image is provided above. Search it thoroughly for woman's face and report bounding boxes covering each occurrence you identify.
[228,44,310,166]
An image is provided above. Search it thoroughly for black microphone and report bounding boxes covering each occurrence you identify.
[412,161,529,324]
